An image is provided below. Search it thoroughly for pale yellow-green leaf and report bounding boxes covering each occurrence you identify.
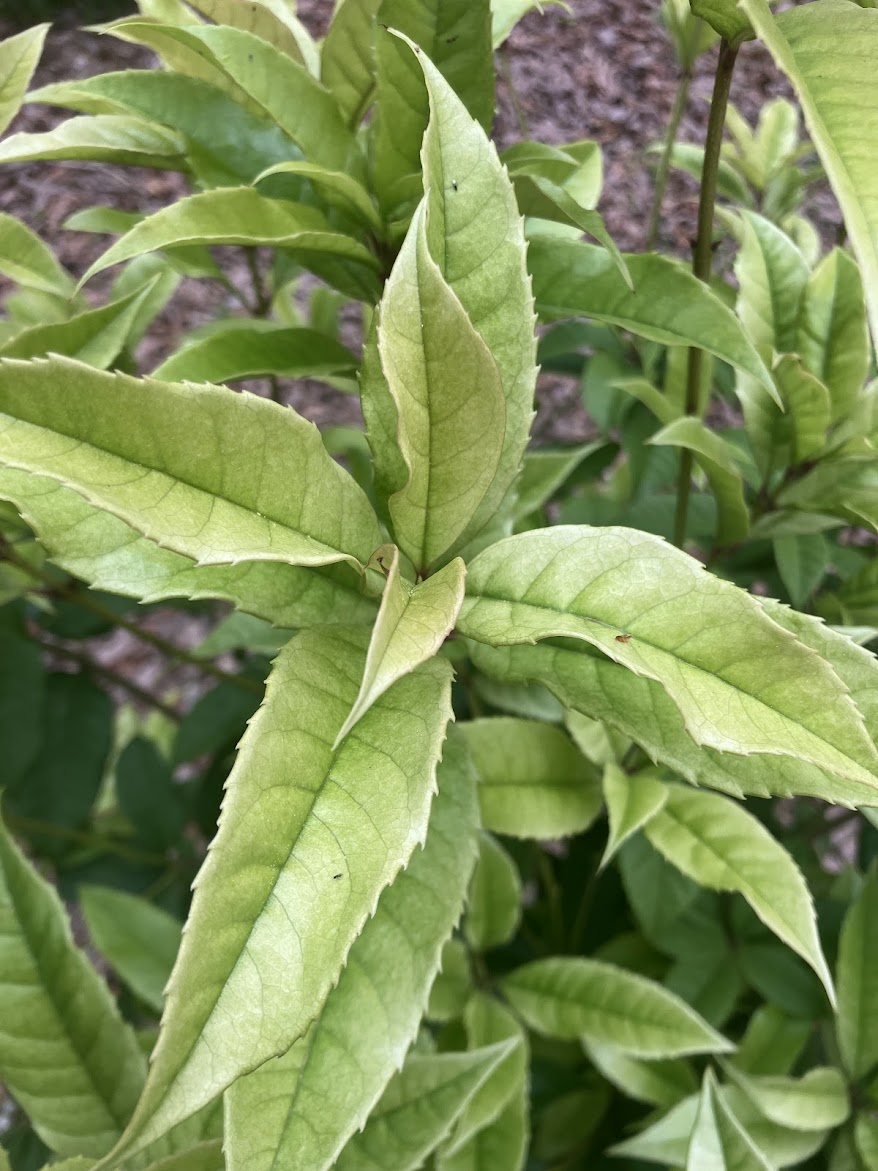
[0,23,48,136]
[686,1070,773,1170]
[104,626,452,1158]
[600,764,668,869]
[798,247,870,421]
[584,1041,696,1109]
[0,115,186,168]
[721,1063,849,1132]
[0,212,75,295]
[464,833,522,952]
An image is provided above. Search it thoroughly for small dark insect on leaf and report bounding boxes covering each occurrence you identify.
[333,873,342,880]
[451,180,458,192]
[615,634,632,643]
[446,35,458,43]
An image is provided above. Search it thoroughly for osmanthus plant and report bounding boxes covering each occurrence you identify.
[1,1,878,1169]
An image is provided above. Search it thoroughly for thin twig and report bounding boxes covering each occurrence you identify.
[646,69,692,250]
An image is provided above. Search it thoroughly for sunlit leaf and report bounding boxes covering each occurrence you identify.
[600,764,668,868]
[686,1070,773,1170]
[0,24,49,136]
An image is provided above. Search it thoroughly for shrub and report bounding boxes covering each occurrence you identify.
[0,1,877,1168]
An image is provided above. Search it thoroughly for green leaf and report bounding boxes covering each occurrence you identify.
[798,247,870,422]
[0,115,186,168]
[436,1057,529,1171]
[151,326,357,384]
[224,731,479,1171]
[0,212,75,296]
[508,172,630,285]
[584,1041,696,1108]
[108,626,452,1157]
[79,887,181,1014]
[501,957,732,1057]
[491,0,567,47]
[107,22,356,173]
[446,995,528,1155]
[0,282,156,368]
[647,417,751,545]
[182,0,315,68]
[774,532,830,607]
[8,673,112,837]
[779,456,878,532]
[464,833,522,951]
[0,24,49,136]
[428,938,472,1022]
[364,42,536,564]
[80,188,380,301]
[772,353,832,464]
[0,815,146,1156]
[29,70,303,184]
[837,865,878,1079]
[857,1117,878,1170]
[739,0,878,354]
[458,717,602,839]
[255,160,381,230]
[721,1063,849,1132]
[0,356,382,576]
[528,239,775,397]
[458,526,878,783]
[334,1043,515,1171]
[0,467,375,629]
[732,1005,810,1076]
[736,209,809,356]
[600,764,668,868]
[0,628,44,788]
[372,5,493,215]
[320,0,382,126]
[375,202,506,571]
[514,442,605,521]
[136,1142,223,1171]
[642,782,835,1003]
[691,0,758,45]
[687,1070,773,1170]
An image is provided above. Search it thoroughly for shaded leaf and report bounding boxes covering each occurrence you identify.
[837,865,878,1079]
[79,887,181,1015]
[320,0,382,126]
[458,717,602,839]
[0,816,146,1156]
[584,1040,696,1108]
[798,247,870,422]
[502,957,731,1057]
[464,833,522,951]
[151,326,357,384]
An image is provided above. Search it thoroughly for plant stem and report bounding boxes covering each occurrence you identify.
[2,811,169,866]
[646,68,692,251]
[35,634,181,721]
[673,38,739,550]
[1,543,263,697]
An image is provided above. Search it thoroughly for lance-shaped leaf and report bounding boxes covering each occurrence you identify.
[687,1070,773,1171]
[224,731,479,1171]
[0,115,186,168]
[584,1041,696,1109]
[0,356,382,574]
[182,0,315,68]
[458,526,878,783]
[642,783,835,1003]
[740,0,878,353]
[600,764,668,869]
[779,456,878,532]
[647,417,751,546]
[466,637,878,809]
[721,1063,849,1132]
[335,548,465,745]
[528,238,775,397]
[733,1005,810,1078]
[80,188,380,300]
[514,442,606,521]
[436,1060,529,1171]
[837,865,878,1080]
[0,816,146,1157]
[363,38,537,549]
[321,0,382,126]
[0,212,75,296]
[377,202,506,571]
[0,467,375,629]
[0,24,48,136]
[772,353,831,465]
[106,23,354,173]
[28,70,303,184]
[334,1043,515,1171]
[151,326,357,384]
[492,0,567,47]
[464,834,522,952]
[735,210,809,356]
[0,282,156,368]
[798,247,870,422]
[458,717,602,839]
[501,958,732,1058]
[372,5,493,214]
[79,887,182,1015]
[255,160,381,231]
[107,626,453,1158]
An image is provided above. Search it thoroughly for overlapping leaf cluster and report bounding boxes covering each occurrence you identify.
[0,1,877,1168]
